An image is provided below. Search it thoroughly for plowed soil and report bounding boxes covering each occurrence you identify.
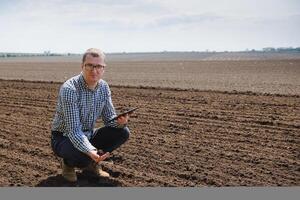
[1,59,300,95]
[0,79,299,186]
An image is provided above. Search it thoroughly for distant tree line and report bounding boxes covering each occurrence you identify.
[261,47,300,52]
[1,47,300,58]
[0,51,80,58]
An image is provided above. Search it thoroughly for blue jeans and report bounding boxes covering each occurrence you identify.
[51,127,130,168]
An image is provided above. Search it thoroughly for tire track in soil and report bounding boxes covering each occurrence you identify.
[0,79,299,186]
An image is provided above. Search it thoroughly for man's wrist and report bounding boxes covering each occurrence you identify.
[117,123,127,128]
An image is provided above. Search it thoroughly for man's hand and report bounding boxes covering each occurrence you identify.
[87,150,110,163]
[117,113,129,125]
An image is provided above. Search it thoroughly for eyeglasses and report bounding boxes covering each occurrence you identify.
[84,63,105,71]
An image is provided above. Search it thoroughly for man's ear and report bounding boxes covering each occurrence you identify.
[81,63,84,70]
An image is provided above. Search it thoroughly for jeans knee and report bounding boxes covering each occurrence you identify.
[122,127,130,141]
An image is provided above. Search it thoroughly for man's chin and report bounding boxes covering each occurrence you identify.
[90,76,100,82]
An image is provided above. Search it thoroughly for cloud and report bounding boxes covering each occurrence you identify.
[0,0,170,29]
[0,0,299,53]
[2,0,299,30]
[153,13,222,27]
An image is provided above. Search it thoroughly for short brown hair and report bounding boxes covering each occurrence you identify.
[82,48,106,66]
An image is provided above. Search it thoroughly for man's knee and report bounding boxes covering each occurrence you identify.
[121,127,130,141]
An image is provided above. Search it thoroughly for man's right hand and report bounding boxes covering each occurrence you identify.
[87,150,110,163]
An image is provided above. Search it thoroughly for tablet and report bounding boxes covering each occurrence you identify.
[108,107,138,122]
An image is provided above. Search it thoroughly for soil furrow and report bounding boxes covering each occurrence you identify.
[0,79,299,186]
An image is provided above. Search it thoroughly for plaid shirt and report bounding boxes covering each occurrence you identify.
[51,73,118,153]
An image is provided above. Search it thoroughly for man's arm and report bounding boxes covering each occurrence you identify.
[101,83,119,127]
[101,83,130,127]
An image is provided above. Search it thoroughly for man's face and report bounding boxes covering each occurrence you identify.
[82,54,105,85]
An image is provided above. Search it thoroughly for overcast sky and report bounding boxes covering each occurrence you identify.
[0,0,299,53]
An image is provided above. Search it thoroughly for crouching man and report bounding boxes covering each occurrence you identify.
[51,48,130,182]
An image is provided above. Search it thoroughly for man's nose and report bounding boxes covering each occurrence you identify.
[91,67,98,72]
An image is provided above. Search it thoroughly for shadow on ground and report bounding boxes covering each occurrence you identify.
[36,172,122,187]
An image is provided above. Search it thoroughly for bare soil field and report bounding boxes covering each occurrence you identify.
[0,59,299,95]
[0,79,299,186]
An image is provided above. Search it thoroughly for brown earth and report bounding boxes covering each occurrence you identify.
[1,59,300,95]
[0,79,299,187]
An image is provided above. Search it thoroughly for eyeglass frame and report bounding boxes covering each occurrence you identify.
[84,63,105,71]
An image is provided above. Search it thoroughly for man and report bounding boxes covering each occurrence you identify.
[51,48,130,182]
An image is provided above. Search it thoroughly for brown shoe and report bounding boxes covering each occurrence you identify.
[61,159,77,182]
[82,162,110,178]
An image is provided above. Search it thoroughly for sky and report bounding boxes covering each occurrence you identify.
[0,0,299,53]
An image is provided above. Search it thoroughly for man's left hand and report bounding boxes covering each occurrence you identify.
[117,114,129,125]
